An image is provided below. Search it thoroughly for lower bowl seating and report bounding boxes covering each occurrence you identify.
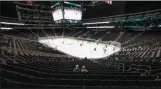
[1,25,161,89]
[1,59,161,88]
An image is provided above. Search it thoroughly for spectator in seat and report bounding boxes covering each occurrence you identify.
[81,65,88,73]
[85,57,87,60]
[140,72,147,76]
[154,75,161,81]
[73,64,80,72]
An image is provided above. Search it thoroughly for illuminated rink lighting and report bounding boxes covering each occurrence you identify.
[83,21,110,25]
[39,37,121,59]
[0,22,25,25]
[0,27,12,30]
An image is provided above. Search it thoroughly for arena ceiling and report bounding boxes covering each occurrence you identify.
[1,1,161,19]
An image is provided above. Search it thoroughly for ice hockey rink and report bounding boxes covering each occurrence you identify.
[39,37,121,59]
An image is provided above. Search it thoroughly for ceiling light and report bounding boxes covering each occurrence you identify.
[0,27,12,30]
[86,26,115,28]
[83,22,110,25]
[0,22,25,25]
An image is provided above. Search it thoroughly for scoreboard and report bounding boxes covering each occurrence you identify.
[51,2,82,23]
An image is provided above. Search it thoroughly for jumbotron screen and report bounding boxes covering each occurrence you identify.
[52,8,63,21]
[64,8,82,20]
[52,8,82,21]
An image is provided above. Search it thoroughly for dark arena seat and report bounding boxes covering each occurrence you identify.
[1,1,161,89]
